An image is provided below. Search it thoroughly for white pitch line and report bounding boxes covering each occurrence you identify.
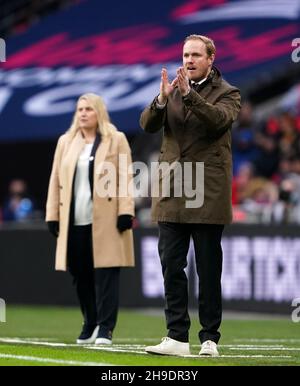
[0,338,77,347]
[0,338,293,351]
[86,346,291,359]
[116,338,159,342]
[234,339,300,343]
[0,338,295,359]
[0,353,113,366]
[88,346,147,355]
[10,337,57,342]
[197,344,284,348]
[230,347,300,351]
[219,355,291,359]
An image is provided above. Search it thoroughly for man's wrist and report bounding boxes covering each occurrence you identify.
[156,95,167,109]
[182,87,191,98]
[157,94,167,105]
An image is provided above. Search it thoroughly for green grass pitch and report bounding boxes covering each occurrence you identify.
[0,306,299,366]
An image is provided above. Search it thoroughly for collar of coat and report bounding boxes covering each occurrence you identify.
[187,65,222,89]
[206,66,222,88]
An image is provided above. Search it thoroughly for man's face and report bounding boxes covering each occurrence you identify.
[183,40,214,82]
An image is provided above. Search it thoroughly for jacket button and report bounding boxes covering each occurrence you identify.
[108,197,112,201]
[59,185,63,189]
[59,202,63,206]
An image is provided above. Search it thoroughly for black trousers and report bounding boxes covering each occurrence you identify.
[158,222,224,344]
[67,224,120,337]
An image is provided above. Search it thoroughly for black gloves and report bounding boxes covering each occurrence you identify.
[47,221,59,237]
[47,217,131,236]
[117,215,133,233]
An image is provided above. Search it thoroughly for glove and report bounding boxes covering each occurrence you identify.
[117,215,133,233]
[47,221,59,237]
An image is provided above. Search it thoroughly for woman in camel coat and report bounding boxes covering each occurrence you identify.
[46,93,135,345]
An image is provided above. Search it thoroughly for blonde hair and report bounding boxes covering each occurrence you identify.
[184,34,216,57]
[67,93,117,137]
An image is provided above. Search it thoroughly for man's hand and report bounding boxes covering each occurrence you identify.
[158,68,178,104]
[176,67,190,97]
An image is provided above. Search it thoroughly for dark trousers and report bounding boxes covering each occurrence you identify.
[158,222,224,344]
[67,224,120,337]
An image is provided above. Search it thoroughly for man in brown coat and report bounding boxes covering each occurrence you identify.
[140,35,241,357]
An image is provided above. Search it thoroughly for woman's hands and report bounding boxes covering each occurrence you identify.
[117,215,133,233]
[47,221,59,237]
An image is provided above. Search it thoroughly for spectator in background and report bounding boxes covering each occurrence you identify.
[254,120,279,178]
[273,156,300,223]
[2,179,34,221]
[241,176,278,223]
[277,111,299,159]
[232,101,258,175]
[232,162,255,205]
[276,156,293,182]
[292,137,300,161]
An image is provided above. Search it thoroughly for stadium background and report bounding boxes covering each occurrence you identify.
[1,0,300,317]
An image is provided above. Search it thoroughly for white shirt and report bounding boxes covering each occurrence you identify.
[191,77,207,87]
[74,143,93,225]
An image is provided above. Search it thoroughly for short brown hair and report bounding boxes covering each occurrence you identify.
[184,35,216,57]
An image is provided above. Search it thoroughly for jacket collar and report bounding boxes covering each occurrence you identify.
[209,66,222,88]
[188,66,222,89]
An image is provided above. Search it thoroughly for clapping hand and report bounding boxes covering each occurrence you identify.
[176,67,190,97]
[158,68,178,105]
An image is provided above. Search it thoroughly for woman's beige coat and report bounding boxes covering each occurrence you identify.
[46,130,135,271]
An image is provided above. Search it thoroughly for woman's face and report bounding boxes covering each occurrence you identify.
[77,99,98,131]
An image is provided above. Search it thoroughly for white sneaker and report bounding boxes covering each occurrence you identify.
[95,337,112,345]
[145,337,190,356]
[199,340,219,357]
[76,325,99,345]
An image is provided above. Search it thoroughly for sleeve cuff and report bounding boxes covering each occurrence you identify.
[156,99,167,109]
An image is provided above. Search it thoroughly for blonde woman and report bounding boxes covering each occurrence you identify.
[46,93,135,344]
